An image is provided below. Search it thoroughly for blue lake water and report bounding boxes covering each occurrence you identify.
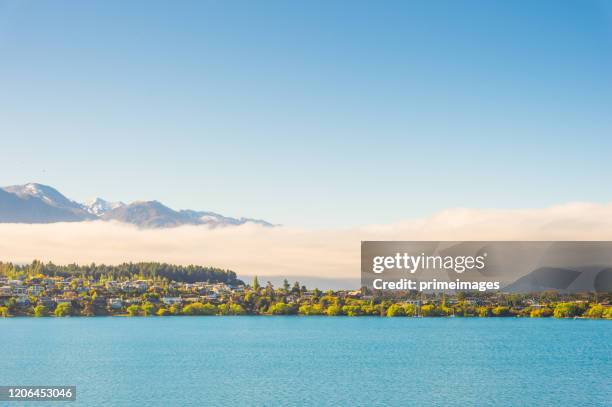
[1,317,610,406]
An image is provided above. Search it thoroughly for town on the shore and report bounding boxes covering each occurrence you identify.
[1,261,611,319]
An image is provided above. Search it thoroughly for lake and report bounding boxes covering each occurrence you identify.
[1,317,610,406]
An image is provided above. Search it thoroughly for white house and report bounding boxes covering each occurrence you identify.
[161,297,183,305]
[107,298,123,309]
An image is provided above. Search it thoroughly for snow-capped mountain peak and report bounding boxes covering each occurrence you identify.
[1,183,96,221]
[4,183,75,208]
[3,182,92,213]
[84,198,125,216]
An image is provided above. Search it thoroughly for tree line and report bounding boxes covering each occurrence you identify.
[0,261,242,285]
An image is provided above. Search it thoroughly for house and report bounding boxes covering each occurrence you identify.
[525,299,544,308]
[361,295,374,300]
[53,298,73,305]
[107,298,123,310]
[464,297,482,306]
[121,280,148,293]
[57,279,71,288]
[210,283,230,294]
[161,297,183,305]
[201,293,218,301]
[12,287,27,295]
[0,286,12,296]
[134,280,149,291]
[27,285,44,296]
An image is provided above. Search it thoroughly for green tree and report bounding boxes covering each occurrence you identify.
[156,307,171,316]
[585,304,604,319]
[142,302,156,316]
[54,303,72,317]
[491,306,511,317]
[182,302,217,315]
[386,304,406,317]
[361,303,384,316]
[420,304,441,317]
[403,304,416,316]
[530,307,553,318]
[252,276,260,290]
[298,304,324,315]
[342,305,363,316]
[34,304,48,317]
[218,303,246,315]
[553,302,583,318]
[126,304,140,316]
[269,302,296,315]
[438,305,452,316]
[325,304,343,316]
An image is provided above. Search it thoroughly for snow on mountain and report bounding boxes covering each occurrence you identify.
[0,183,273,228]
[84,198,125,216]
[0,184,93,222]
[4,183,84,211]
[2,183,95,220]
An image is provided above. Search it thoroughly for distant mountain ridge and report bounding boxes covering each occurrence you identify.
[0,183,273,228]
[503,266,612,293]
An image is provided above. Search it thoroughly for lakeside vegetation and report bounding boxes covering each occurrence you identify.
[1,261,611,319]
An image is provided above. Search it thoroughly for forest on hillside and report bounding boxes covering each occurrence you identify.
[0,261,242,285]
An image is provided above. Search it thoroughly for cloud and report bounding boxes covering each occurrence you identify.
[1,202,612,282]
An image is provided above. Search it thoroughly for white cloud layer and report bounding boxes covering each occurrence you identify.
[1,202,612,281]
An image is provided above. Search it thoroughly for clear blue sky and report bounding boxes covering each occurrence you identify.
[1,0,611,227]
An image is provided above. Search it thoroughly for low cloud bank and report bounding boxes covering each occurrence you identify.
[1,202,612,283]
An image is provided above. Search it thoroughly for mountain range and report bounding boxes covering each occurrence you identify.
[503,266,612,293]
[0,183,273,228]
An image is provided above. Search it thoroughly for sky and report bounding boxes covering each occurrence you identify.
[1,0,612,228]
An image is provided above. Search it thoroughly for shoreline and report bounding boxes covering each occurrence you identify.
[1,314,610,320]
